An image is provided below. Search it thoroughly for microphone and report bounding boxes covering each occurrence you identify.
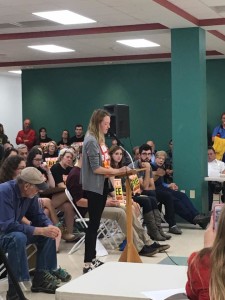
[108,130,134,168]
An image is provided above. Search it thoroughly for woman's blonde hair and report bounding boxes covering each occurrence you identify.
[58,148,75,162]
[87,109,110,144]
[210,205,225,300]
[155,150,167,159]
[189,205,225,300]
[47,141,57,149]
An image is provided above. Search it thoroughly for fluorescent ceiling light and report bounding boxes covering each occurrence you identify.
[28,45,75,53]
[33,10,96,25]
[116,39,160,48]
[9,70,22,74]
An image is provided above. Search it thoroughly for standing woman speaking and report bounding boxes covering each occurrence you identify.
[82,109,127,273]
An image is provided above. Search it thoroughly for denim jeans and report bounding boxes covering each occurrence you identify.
[156,185,199,223]
[0,231,57,282]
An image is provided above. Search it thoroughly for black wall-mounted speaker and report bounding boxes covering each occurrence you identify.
[103,104,130,139]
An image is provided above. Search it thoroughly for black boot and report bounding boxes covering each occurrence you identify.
[143,211,166,241]
[153,209,171,240]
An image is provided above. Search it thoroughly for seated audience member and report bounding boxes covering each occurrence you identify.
[164,139,173,184]
[186,208,225,300]
[3,142,13,151]
[16,119,36,150]
[212,112,225,161]
[27,148,54,187]
[57,130,70,149]
[151,150,210,229]
[43,141,58,161]
[0,155,26,183]
[208,146,225,210]
[36,127,52,150]
[146,140,156,163]
[0,145,4,162]
[111,138,118,146]
[69,124,84,145]
[1,147,18,163]
[110,145,171,241]
[0,167,71,298]
[130,144,181,234]
[17,144,28,161]
[0,123,9,145]
[212,112,225,141]
[27,148,63,250]
[50,148,77,242]
[132,146,140,161]
[66,147,170,260]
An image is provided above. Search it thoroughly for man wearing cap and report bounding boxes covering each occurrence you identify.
[0,167,64,299]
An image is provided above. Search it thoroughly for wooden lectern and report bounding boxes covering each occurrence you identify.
[117,168,146,263]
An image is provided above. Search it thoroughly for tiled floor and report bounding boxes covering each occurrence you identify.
[0,224,205,300]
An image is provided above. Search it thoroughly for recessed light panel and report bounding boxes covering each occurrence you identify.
[33,10,96,25]
[116,39,160,48]
[28,45,75,53]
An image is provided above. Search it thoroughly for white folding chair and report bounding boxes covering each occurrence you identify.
[0,258,7,292]
[65,189,111,255]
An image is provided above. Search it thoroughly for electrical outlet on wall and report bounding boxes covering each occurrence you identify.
[190,190,195,199]
[180,190,185,194]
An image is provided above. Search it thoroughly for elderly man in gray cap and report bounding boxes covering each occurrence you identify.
[0,167,71,300]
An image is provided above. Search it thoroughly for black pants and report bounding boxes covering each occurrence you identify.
[153,190,176,227]
[208,182,225,211]
[84,182,108,263]
[133,190,158,215]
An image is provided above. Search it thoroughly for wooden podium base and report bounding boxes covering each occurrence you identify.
[119,243,142,263]
[116,170,145,264]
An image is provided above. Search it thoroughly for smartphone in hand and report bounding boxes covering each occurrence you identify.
[213,204,224,231]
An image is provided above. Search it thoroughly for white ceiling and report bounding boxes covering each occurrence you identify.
[1,0,225,72]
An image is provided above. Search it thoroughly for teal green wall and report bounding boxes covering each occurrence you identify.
[22,59,225,153]
[22,63,172,151]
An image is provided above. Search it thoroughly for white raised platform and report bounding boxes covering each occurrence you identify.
[56,262,188,300]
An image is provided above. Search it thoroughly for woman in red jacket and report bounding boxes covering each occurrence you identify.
[186,206,225,300]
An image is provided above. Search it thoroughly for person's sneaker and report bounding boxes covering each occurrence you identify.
[119,239,127,251]
[168,225,182,235]
[138,245,159,257]
[193,214,210,229]
[83,259,104,274]
[83,264,93,274]
[150,242,170,252]
[92,258,104,268]
[51,267,72,282]
[31,270,59,294]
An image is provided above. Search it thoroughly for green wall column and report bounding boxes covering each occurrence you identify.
[171,27,208,213]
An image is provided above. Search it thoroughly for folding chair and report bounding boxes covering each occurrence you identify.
[65,189,114,255]
[0,248,26,299]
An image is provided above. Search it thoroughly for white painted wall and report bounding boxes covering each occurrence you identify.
[0,73,22,146]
